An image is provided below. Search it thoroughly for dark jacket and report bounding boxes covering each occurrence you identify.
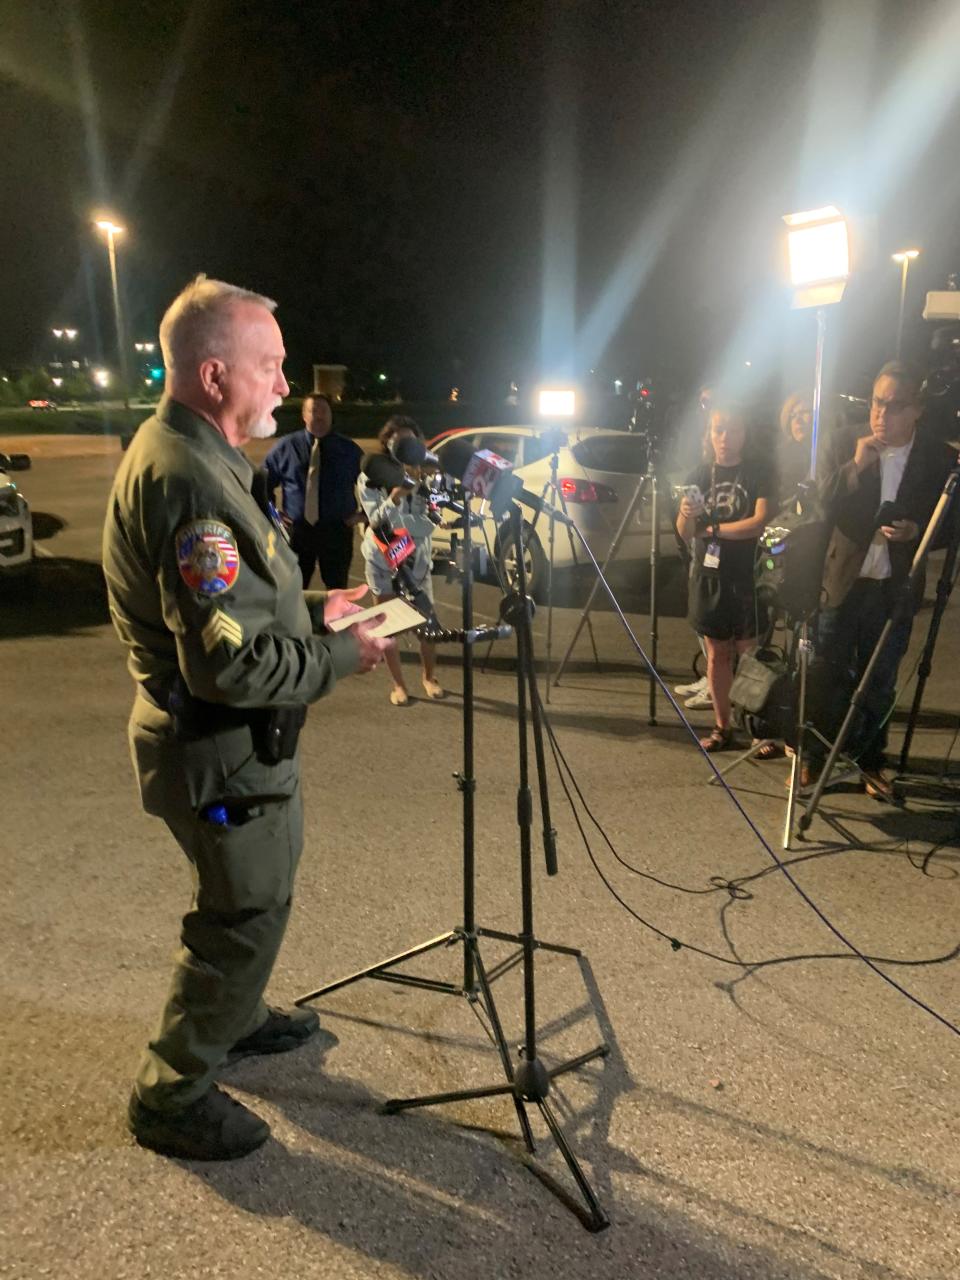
[818,424,952,609]
[263,428,362,525]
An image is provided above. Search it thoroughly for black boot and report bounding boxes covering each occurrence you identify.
[128,1085,270,1160]
[226,1005,320,1063]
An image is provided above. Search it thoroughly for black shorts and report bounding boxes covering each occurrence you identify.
[689,570,765,641]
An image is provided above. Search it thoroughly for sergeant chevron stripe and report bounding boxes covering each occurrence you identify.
[202,608,244,654]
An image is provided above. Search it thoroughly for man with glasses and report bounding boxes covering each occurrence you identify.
[804,361,951,796]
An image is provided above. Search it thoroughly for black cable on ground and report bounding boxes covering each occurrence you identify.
[528,572,960,1039]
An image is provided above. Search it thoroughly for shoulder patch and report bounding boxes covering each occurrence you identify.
[176,520,240,597]
[202,608,244,654]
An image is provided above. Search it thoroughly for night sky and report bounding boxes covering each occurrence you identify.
[2,0,959,401]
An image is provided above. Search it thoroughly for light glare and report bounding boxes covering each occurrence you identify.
[786,219,849,285]
[538,388,576,417]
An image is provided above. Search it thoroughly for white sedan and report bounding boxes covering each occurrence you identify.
[0,451,34,583]
[427,425,655,599]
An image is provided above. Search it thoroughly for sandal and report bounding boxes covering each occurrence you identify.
[699,725,733,753]
[389,688,410,707]
[752,738,784,761]
[861,768,896,802]
[421,678,446,700]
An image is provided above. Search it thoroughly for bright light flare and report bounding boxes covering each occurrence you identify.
[891,248,920,263]
[784,207,849,285]
[537,387,576,418]
[94,218,125,236]
[93,368,111,388]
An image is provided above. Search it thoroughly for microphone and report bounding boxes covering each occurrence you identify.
[391,436,439,469]
[514,487,574,526]
[439,437,522,520]
[438,438,574,526]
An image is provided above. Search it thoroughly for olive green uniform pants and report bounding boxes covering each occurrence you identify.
[129,694,304,1112]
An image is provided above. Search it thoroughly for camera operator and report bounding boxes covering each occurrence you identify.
[358,415,445,706]
[804,360,954,796]
[676,403,777,752]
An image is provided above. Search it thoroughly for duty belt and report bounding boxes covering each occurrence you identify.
[141,674,306,763]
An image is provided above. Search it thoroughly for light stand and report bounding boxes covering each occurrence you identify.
[782,306,827,846]
[527,430,600,702]
[799,454,960,832]
[553,444,662,724]
[781,205,850,848]
[295,493,611,1232]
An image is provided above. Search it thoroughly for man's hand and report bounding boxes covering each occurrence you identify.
[679,496,704,521]
[853,434,882,472]
[349,616,392,674]
[323,584,368,626]
[881,518,919,543]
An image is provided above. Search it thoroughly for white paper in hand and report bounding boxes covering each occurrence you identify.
[326,596,426,639]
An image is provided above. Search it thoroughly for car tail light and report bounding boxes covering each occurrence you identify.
[559,477,618,503]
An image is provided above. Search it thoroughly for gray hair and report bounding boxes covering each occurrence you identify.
[159,275,277,373]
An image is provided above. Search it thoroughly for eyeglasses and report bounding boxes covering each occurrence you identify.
[871,396,912,414]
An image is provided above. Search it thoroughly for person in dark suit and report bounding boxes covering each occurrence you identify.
[264,394,363,588]
[806,361,953,796]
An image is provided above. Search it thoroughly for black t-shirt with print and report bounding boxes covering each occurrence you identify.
[686,459,777,581]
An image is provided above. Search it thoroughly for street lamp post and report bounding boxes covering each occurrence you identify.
[94,218,129,411]
[892,248,920,359]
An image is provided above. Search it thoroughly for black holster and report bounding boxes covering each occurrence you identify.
[258,706,308,764]
[153,675,306,763]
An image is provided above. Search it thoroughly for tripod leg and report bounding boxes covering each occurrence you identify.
[648,471,660,726]
[554,475,649,683]
[470,936,536,1151]
[899,522,959,772]
[554,485,600,673]
[783,622,812,848]
[534,1098,609,1231]
[295,931,458,1005]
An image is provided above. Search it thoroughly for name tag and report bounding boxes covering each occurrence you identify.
[703,541,721,570]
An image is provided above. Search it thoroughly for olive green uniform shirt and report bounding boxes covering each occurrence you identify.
[103,395,358,708]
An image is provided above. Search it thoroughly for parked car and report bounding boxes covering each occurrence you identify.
[28,399,57,411]
[0,451,34,582]
[426,425,656,599]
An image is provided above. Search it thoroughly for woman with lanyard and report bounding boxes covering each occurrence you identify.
[675,404,777,752]
[358,415,446,707]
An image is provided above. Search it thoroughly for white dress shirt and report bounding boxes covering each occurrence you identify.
[858,437,914,580]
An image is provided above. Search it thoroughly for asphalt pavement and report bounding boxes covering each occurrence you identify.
[1,436,958,1279]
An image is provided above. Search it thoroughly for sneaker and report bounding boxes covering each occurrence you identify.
[226,1005,320,1063]
[128,1085,269,1161]
[684,687,714,710]
[674,674,707,698]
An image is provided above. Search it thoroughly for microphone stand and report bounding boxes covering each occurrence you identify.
[296,494,610,1232]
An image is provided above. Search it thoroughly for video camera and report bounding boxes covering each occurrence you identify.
[921,278,960,446]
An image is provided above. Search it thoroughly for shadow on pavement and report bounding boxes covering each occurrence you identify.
[0,557,109,639]
[31,511,67,542]
[191,960,846,1280]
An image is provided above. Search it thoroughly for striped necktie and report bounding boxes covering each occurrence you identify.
[304,438,321,524]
